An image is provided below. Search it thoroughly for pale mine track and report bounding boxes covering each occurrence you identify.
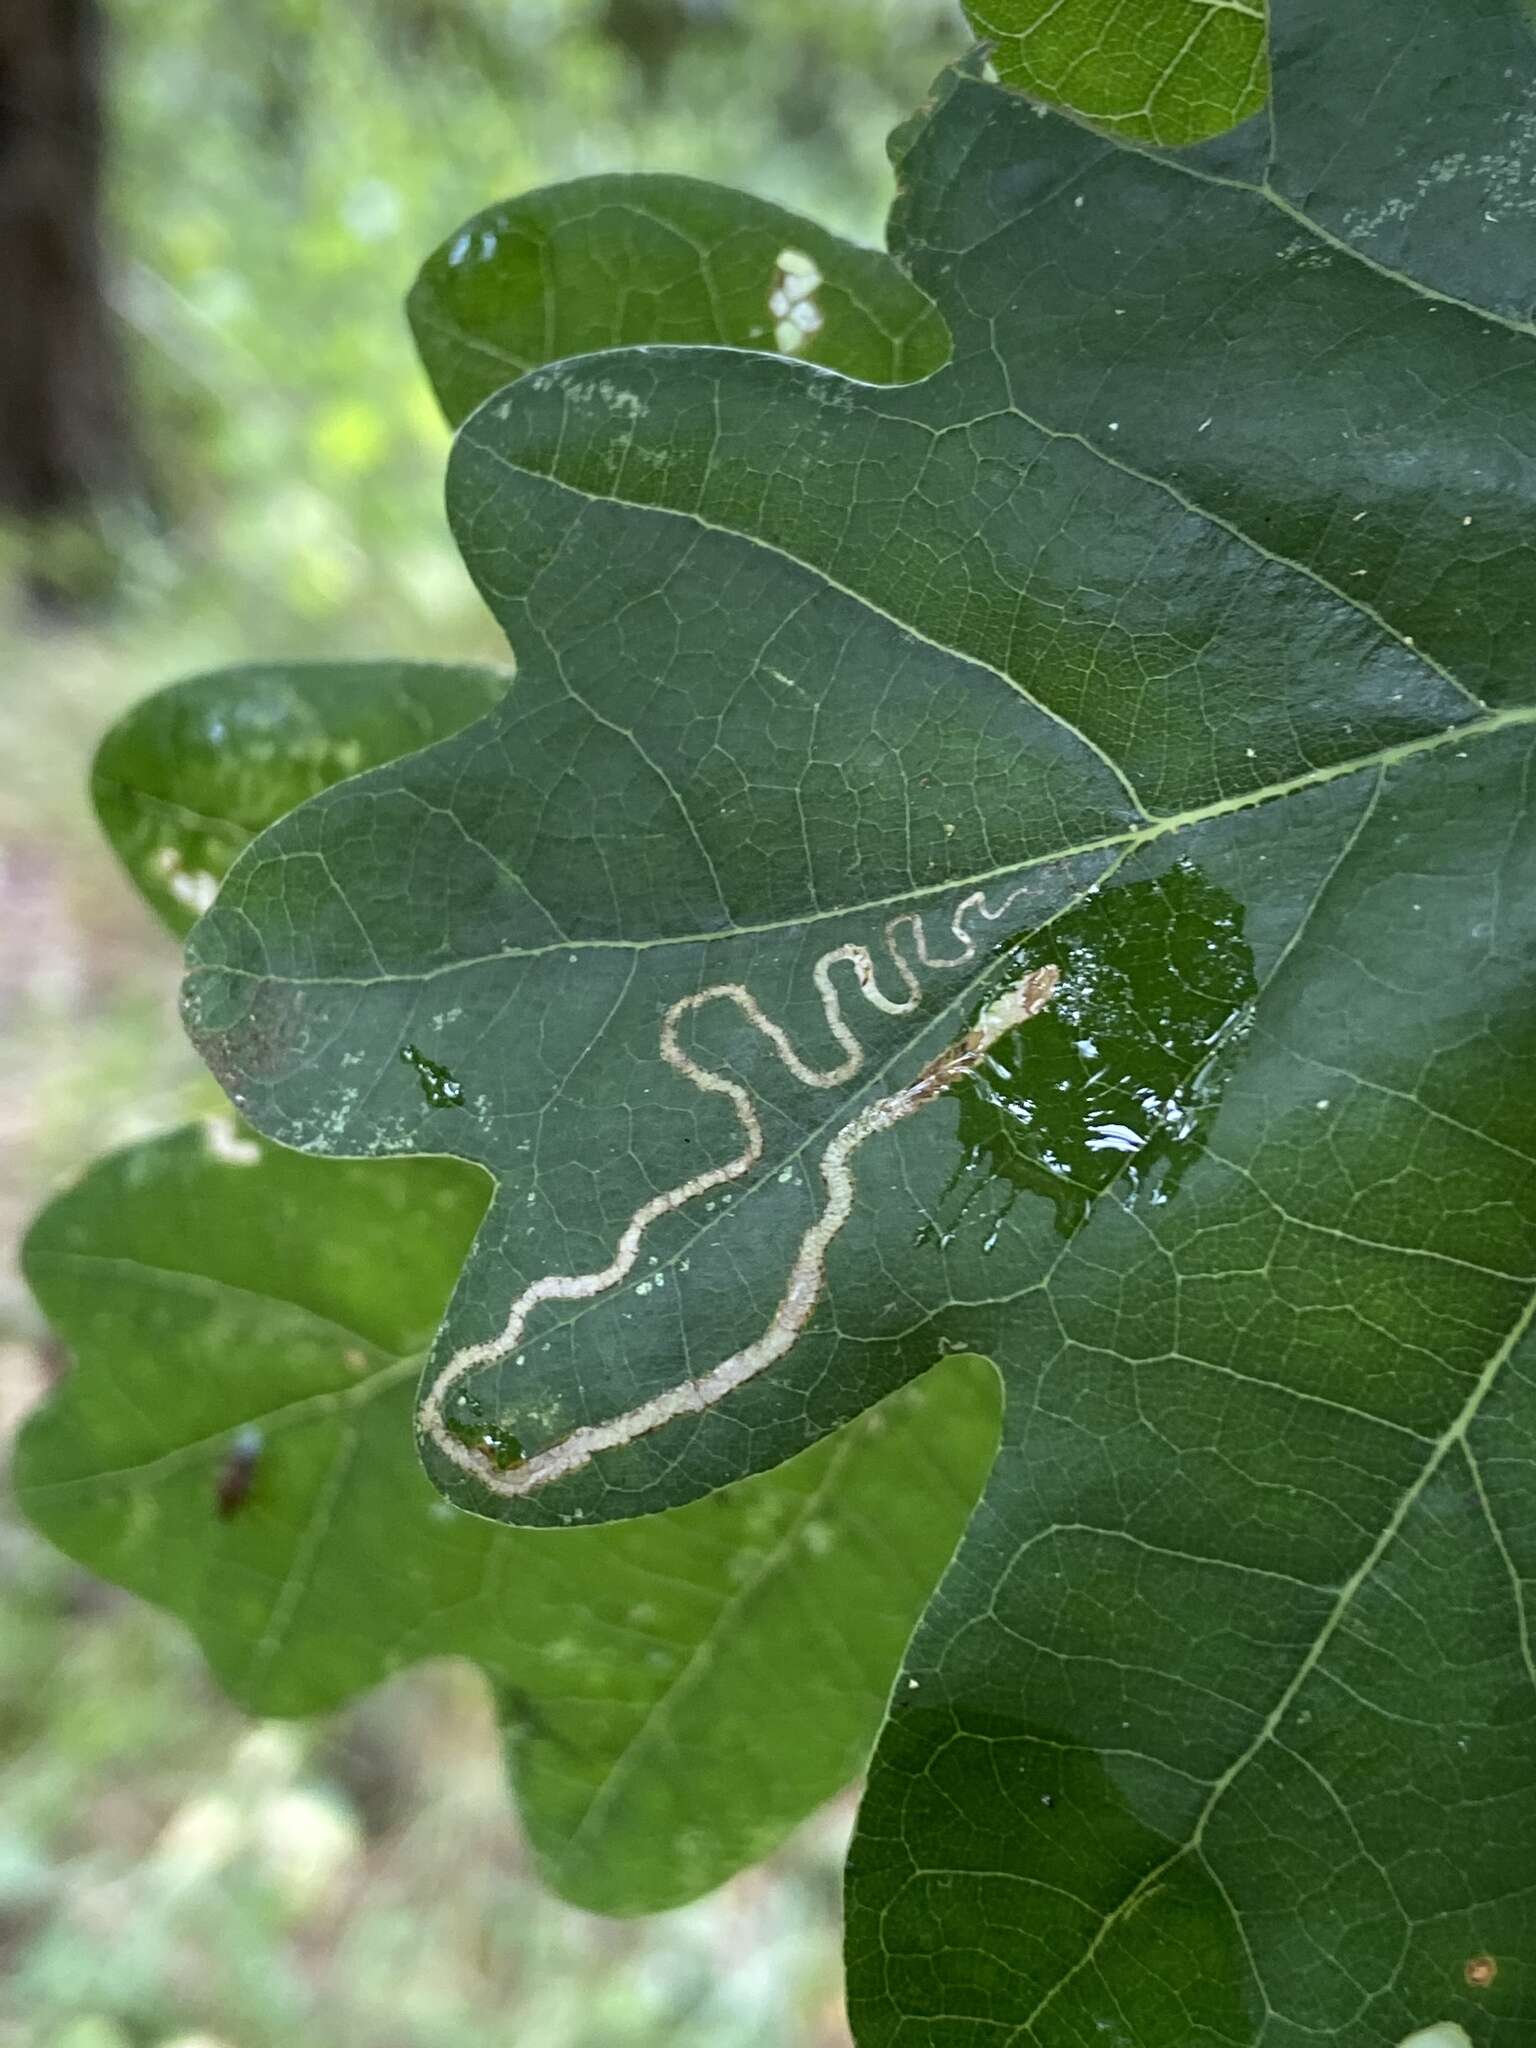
[419,883,1060,1498]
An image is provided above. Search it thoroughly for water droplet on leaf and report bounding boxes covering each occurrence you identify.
[401,1043,465,1108]
[941,860,1256,1239]
[443,1385,525,1470]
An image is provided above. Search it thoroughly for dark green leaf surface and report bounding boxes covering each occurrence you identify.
[1264,0,1536,321]
[16,1124,998,1914]
[183,0,1536,2033]
[409,174,950,428]
[93,660,510,937]
[968,0,1267,142]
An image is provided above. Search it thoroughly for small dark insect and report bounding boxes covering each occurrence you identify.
[216,1426,264,1518]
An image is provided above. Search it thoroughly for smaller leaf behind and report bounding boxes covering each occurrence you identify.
[92,659,511,939]
[15,1124,999,1914]
[969,0,1268,144]
[408,173,951,427]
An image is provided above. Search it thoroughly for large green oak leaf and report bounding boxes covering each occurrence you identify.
[408,174,950,429]
[15,1124,998,1914]
[182,0,1536,2034]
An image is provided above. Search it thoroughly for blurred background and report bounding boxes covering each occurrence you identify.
[0,3,965,2042]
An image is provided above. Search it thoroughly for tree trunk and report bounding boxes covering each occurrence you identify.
[0,0,133,523]
[600,0,692,98]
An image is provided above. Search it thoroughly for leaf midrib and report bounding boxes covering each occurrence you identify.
[93,772,258,844]
[202,703,1536,989]
[1013,1282,1536,2042]
[486,725,1521,1491]
[242,1419,365,1690]
[552,1417,868,1866]
[19,1248,420,1496]
[199,709,1535,1467]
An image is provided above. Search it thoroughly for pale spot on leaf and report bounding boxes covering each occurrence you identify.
[203,1117,260,1167]
[770,247,824,355]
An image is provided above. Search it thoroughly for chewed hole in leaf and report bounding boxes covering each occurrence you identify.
[770,246,824,355]
[941,860,1256,1239]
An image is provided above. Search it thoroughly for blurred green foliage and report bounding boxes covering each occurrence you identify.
[107,0,964,649]
[0,1517,853,2048]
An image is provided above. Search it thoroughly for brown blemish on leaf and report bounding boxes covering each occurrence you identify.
[191,972,309,1087]
[1465,1954,1498,1988]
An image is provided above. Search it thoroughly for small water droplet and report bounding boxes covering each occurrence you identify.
[443,1386,525,1470]
[401,1043,465,1108]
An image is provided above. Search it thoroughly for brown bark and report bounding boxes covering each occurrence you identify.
[0,0,133,521]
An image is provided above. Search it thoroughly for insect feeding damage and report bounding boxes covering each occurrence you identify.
[770,247,824,354]
[421,882,1062,1502]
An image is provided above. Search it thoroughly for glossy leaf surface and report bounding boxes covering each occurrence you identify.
[181,0,1536,2034]
[409,174,949,428]
[93,659,510,937]
[16,1124,998,1914]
